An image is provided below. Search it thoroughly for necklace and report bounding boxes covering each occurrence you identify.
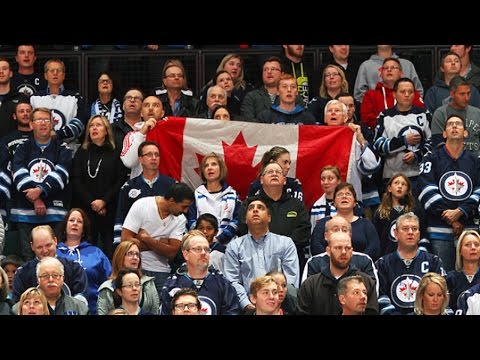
[87,152,104,179]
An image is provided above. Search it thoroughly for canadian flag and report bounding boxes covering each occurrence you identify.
[147,117,355,209]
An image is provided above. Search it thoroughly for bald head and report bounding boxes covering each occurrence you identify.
[329,231,352,246]
[325,216,352,242]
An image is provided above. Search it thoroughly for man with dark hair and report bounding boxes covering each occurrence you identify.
[279,45,315,107]
[114,141,176,243]
[240,56,284,121]
[450,45,480,90]
[418,115,480,272]
[224,195,299,313]
[338,275,368,315]
[431,76,480,155]
[0,57,29,139]
[121,182,194,297]
[11,45,46,96]
[170,288,202,315]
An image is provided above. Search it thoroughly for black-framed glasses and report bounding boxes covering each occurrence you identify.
[174,303,198,311]
[124,95,143,102]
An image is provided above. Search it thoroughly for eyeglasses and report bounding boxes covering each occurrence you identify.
[382,66,400,71]
[324,72,341,78]
[263,67,281,72]
[165,73,184,79]
[264,169,283,176]
[335,192,354,198]
[46,68,64,74]
[174,303,198,311]
[32,118,51,123]
[140,152,160,159]
[122,282,141,289]
[446,120,464,128]
[124,95,143,102]
[38,273,63,280]
[188,247,211,254]
[125,251,141,258]
[98,78,112,84]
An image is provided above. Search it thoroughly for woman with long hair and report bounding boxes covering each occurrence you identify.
[96,240,159,315]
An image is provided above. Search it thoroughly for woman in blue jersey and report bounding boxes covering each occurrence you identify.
[56,208,111,314]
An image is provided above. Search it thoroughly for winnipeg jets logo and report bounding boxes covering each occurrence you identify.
[17,84,35,96]
[392,274,421,308]
[51,109,66,131]
[399,125,423,152]
[30,160,52,182]
[439,171,472,201]
[198,295,216,315]
[388,220,398,243]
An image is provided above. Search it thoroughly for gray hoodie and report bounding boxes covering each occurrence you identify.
[354,53,424,102]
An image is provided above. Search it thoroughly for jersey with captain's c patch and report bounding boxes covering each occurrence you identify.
[374,106,432,180]
[376,250,445,315]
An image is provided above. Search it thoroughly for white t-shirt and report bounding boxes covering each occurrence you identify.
[123,196,186,272]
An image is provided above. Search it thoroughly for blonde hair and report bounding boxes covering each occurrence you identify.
[216,54,247,90]
[455,230,480,271]
[181,230,208,251]
[18,287,50,315]
[82,115,116,150]
[249,275,277,297]
[320,64,348,98]
[414,272,449,315]
[31,225,56,244]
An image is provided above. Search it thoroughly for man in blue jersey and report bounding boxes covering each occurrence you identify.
[160,230,240,315]
[418,114,480,272]
[376,213,445,315]
[11,108,73,261]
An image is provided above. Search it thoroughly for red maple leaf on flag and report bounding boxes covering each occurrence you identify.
[194,153,205,178]
[222,132,261,200]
